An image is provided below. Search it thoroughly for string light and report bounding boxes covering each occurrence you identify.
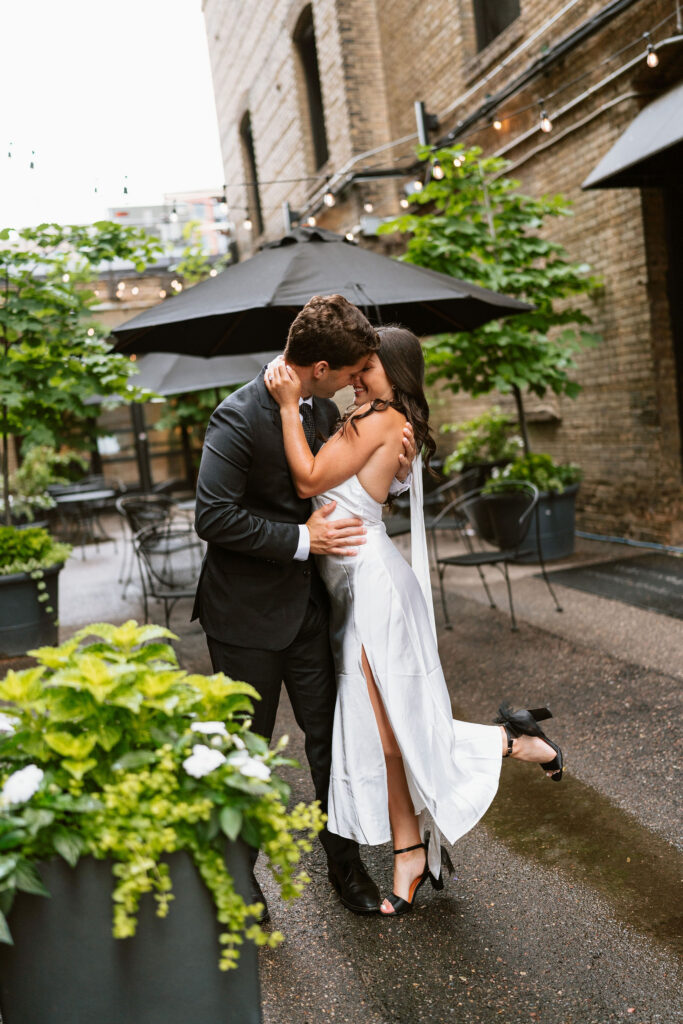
[243,218,253,231]
[399,198,410,208]
[432,159,445,180]
[306,215,316,225]
[218,186,229,217]
[363,201,374,212]
[123,175,128,196]
[452,156,463,167]
[131,286,139,295]
[29,150,35,170]
[539,102,553,133]
[492,117,503,130]
[169,203,178,223]
[411,179,423,191]
[644,33,659,67]
[209,268,218,277]
[345,231,355,241]
[7,142,12,159]
[61,273,69,283]
[171,280,182,291]
[87,328,95,336]
[130,354,137,362]
[158,289,167,298]
[323,191,336,207]
[117,281,125,291]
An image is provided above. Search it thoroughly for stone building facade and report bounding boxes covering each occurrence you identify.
[202,0,683,543]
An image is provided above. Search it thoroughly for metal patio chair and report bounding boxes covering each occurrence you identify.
[432,480,563,631]
[116,494,177,597]
[132,521,204,627]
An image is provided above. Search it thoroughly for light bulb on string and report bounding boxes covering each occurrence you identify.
[306,215,317,226]
[159,289,167,298]
[539,103,553,133]
[243,218,253,231]
[218,186,229,218]
[29,150,35,170]
[323,191,336,207]
[7,142,12,159]
[87,328,95,337]
[411,179,423,192]
[345,232,355,241]
[363,202,374,213]
[452,156,462,168]
[399,198,410,209]
[492,117,502,131]
[209,268,218,277]
[62,273,70,283]
[644,34,659,67]
[131,286,139,295]
[169,203,178,223]
[432,159,444,180]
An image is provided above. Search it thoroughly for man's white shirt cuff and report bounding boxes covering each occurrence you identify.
[294,524,310,561]
[388,472,412,496]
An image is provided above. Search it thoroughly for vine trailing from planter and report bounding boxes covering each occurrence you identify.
[0,621,324,970]
[379,145,603,454]
[0,525,71,617]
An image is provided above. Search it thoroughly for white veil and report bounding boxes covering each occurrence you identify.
[409,452,444,877]
[409,452,437,641]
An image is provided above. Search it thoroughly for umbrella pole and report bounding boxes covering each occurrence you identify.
[131,403,153,492]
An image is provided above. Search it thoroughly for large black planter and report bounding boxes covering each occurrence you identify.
[514,484,579,563]
[0,843,262,1024]
[0,563,62,658]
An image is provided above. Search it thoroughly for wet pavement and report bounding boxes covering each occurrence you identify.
[2,521,682,1023]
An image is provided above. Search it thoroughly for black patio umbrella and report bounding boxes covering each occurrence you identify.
[112,227,531,356]
[132,350,280,396]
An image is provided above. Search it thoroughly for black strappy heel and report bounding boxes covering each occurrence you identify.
[381,841,444,917]
[495,702,565,782]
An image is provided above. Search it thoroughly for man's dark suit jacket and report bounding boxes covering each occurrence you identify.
[192,368,338,650]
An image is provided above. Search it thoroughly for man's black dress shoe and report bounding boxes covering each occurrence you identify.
[328,858,380,914]
[247,871,270,924]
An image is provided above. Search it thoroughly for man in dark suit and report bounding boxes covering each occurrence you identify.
[193,295,413,918]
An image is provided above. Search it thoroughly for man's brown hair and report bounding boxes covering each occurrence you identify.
[284,294,380,368]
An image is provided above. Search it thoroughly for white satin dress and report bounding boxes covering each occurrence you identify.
[313,468,503,878]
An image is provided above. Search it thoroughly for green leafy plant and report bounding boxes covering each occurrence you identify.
[0,621,323,970]
[379,145,602,453]
[0,526,71,577]
[442,406,523,474]
[2,445,89,523]
[0,221,163,525]
[484,453,582,495]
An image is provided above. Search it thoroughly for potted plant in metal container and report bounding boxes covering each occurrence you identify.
[0,526,71,657]
[485,453,582,561]
[1,445,89,528]
[442,406,523,488]
[0,621,323,1024]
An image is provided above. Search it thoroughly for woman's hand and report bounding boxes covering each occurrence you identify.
[265,358,302,409]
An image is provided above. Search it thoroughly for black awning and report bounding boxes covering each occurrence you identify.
[582,79,683,189]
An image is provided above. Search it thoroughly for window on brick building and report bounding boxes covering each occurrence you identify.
[472,0,520,51]
[293,5,329,170]
[239,111,263,236]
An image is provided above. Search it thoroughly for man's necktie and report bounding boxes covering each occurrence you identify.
[300,402,317,452]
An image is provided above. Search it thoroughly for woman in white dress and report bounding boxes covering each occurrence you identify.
[266,326,563,916]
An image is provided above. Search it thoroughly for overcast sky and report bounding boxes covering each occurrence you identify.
[0,0,225,229]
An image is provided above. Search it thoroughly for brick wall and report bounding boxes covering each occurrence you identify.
[203,0,682,542]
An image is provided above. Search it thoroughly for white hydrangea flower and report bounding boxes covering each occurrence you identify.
[0,713,17,734]
[190,721,228,737]
[229,749,271,782]
[232,734,246,750]
[0,764,44,806]
[182,744,226,779]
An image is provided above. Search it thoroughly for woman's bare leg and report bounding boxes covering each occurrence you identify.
[361,648,426,913]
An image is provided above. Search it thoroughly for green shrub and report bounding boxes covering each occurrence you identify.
[0,526,71,576]
[442,407,523,474]
[0,621,323,970]
[484,453,582,495]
